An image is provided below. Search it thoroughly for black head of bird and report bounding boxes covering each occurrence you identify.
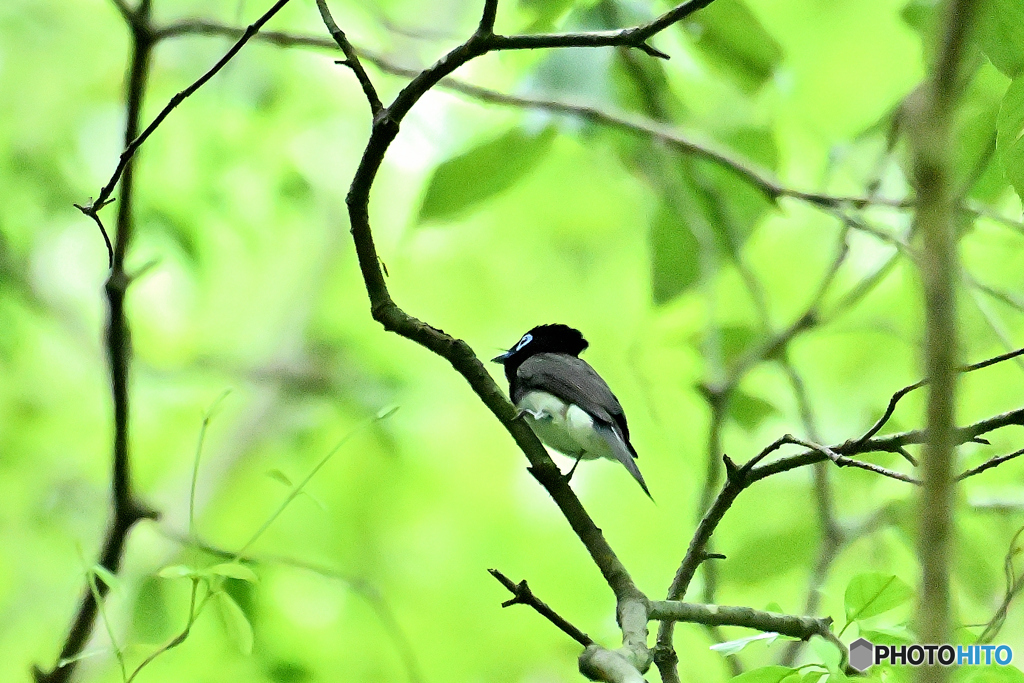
[492,324,651,498]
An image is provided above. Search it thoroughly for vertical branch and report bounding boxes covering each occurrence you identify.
[33,4,157,682]
[909,0,978,680]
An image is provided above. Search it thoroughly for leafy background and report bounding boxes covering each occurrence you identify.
[2,0,1024,681]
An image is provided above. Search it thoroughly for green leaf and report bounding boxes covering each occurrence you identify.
[376,404,400,420]
[977,0,1024,78]
[698,324,759,368]
[650,196,700,304]
[157,564,196,579]
[844,573,914,624]
[997,74,1024,203]
[91,564,119,590]
[685,0,784,93]
[216,591,254,655]
[728,389,780,432]
[711,631,781,656]
[266,469,293,487]
[727,665,799,683]
[418,127,557,222]
[859,625,913,645]
[208,562,259,583]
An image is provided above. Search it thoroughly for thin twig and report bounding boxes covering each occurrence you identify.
[977,526,1024,643]
[958,447,1024,480]
[856,346,1024,445]
[83,0,294,214]
[488,569,593,646]
[315,0,383,116]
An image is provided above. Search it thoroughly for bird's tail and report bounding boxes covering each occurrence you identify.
[600,424,652,500]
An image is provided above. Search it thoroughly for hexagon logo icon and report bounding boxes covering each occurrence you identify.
[849,638,874,672]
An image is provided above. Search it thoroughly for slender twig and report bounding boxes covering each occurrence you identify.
[976,526,1024,643]
[488,569,593,647]
[82,0,294,215]
[856,346,1024,445]
[315,0,382,116]
[164,531,424,683]
[958,447,1024,480]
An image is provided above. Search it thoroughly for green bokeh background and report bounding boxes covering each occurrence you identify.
[3,0,1024,681]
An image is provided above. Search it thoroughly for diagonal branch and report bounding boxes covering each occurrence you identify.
[489,569,593,646]
[83,0,294,215]
[315,0,383,116]
[856,346,1024,445]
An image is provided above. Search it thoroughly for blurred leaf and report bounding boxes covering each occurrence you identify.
[216,591,254,655]
[728,389,780,432]
[90,564,118,590]
[844,573,914,624]
[650,196,700,304]
[710,631,781,655]
[209,562,259,583]
[723,524,815,584]
[693,127,779,254]
[685,0,784,93]
[997,74,1024,203]
[727,665,800,682]
[268,661,314,683]
[519,0,577,31]
[132,575,170,642]
[609,43,686,120]
[376,404,400,420]
[977,0,1024,78]
[157,564,195,579]
[266,468,293,487]
[955,665,1024,683]
[418,127,557,222]
[696,324,759,367]
[859,625,913,645]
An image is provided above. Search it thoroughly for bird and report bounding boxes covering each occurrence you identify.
[491,324,651,498]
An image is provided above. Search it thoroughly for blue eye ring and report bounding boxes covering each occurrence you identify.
[514,333,533,351]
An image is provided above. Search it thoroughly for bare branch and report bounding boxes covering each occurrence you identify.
[488,569,593,646]
[856,346,1024,445]
[958,447,1024,481]
[85,0,294,214]
[316,0,383,116]
[649,601,834,644]
[977,526,1024,643]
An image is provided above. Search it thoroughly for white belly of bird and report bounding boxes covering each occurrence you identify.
[517,391,612,462]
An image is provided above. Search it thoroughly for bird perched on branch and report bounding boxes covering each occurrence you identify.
[492,324,651,498]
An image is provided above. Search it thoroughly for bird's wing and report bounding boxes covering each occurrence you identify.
[515,353,635,455]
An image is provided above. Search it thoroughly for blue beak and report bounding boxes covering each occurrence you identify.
[491,351,511,363]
